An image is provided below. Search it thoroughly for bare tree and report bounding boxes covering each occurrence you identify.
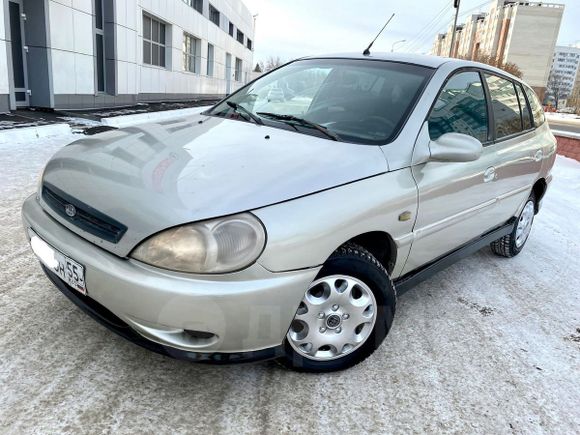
[546,73,567,109]
[263,56,284,72]
[566,82,580,115]
[458,54,523,78]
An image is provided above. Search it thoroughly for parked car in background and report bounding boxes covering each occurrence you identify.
[22,53,556,372]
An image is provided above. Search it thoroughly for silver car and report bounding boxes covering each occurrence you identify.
[22,53,556,372]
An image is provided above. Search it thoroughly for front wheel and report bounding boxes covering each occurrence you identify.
[490,192,536,257]
[278,243,396,372]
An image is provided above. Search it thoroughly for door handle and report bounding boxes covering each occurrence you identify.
[533,149,543,162]
[483,166,496,183]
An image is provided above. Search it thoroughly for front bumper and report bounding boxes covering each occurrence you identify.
[22,194,320,357]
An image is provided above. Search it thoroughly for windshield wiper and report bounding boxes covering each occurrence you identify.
[256,112,340,141]
[227,101,263,125]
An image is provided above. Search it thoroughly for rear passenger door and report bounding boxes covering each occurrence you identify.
[481,73,543,225]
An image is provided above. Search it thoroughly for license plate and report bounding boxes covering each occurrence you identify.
[29,230,87,295]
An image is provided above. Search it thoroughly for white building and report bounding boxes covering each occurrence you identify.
[0,0,255,112]
[549,43,580,100]
[432,1,564,99]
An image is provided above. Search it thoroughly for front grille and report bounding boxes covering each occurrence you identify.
[42,183,127,244]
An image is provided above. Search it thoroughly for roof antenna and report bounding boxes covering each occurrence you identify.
[363,13,395,56]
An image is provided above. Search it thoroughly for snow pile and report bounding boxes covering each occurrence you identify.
[545,112,580,121]
[102,106,211,128]
[0,123,72,145]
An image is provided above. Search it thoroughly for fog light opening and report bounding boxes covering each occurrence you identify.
[183,329,218,346]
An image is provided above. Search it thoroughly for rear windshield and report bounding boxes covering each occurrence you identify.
[208,58,433,145]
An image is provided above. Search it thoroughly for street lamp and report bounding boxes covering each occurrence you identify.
[391,40,406,52]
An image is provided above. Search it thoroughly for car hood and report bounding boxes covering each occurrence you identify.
[40,115,388,256]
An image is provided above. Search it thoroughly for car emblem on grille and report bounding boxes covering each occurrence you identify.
[64,204,77,217]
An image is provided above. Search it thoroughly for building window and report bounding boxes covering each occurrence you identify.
[94,0,105,92]
[236,29,244,44]
[209,4,220,26]
[95,0,104,30]
[143,14,166,67]
[207,43,214,76]
[183,0,203,14]
[235,57,242,81]
[247,38,252,50]
[229,22,234,37]
[183,33,201,73]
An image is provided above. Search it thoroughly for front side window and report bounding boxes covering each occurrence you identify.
[428,71,489,143]
[484,74,522,139]
[143,14,166,68]
[208,59,433,145]
[183,33,200,73]
[523,85,545,127]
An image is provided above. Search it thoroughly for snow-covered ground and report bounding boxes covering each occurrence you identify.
[0,133,579,434]
[0,107,211,144]
[546,112,580,122]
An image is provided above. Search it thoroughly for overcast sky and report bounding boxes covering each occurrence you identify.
[243,0,580,63]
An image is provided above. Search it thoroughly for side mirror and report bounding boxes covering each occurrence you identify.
[429,133,483,162]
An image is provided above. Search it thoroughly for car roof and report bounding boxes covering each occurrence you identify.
[305,52,449,68]
[302,52,524,83]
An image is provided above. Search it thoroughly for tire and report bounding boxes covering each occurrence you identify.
[490,192,536,258]
[278,243,396,373]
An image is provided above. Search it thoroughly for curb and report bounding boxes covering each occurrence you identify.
[0,123,72,145]
[101,106,212,129]
[551,129,580,140]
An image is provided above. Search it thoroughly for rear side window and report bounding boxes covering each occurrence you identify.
[484,74,522,139]
[428,71,489,142]
[515,83,532,130]
[523,85,545,127]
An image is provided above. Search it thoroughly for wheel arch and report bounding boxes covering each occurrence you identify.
[337,231,397,275]
[532,178,547,213]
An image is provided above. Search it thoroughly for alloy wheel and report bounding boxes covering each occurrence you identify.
[287,275,377,361]
[515,200,534,248]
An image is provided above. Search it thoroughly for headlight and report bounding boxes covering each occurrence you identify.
[130,213,266,273]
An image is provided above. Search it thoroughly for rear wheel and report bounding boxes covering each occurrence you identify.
[491,192,536,257]
[278,243,396,372]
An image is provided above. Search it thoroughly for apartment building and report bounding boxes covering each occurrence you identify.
[0,0,255,112]
[432,0,564,99]
[549,43,580,100]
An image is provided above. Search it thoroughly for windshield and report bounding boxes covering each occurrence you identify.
[208,58,433,144]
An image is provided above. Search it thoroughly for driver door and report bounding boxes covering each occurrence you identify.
[402,70,502,274]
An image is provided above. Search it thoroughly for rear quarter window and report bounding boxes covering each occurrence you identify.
[523,85,545,127]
